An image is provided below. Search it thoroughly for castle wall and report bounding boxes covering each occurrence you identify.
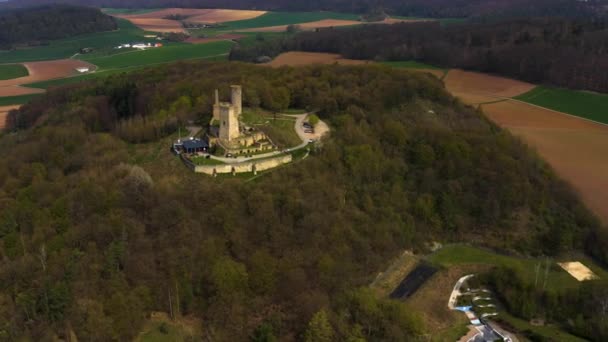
[186,154,293,176]
[219,104,239,141]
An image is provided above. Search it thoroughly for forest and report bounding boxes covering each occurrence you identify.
[484,266,608,340]
[231,17,608,93]
[2,0,606,19]
[1,60,607,340]
[0,4,116,49]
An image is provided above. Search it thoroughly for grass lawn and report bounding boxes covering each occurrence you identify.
[427,245,583,292]
[242,109,301,147]
[0,19,154,63]
[0,94,42,106]
[0,64,29,80]
[80,40,233,70]
[515,86,608,125]
[191,156,225,165]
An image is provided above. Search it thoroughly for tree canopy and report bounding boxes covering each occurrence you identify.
[0,4,116,49]
[0,61,606,340]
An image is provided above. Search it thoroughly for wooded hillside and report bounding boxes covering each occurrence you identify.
[231,18,608,93]
[2,0,606,19]
[0,4,116,49]
[1,61,606,340]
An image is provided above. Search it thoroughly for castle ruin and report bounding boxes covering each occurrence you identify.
[209,85,274,154]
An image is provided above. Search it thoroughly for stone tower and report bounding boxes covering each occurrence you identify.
[230,85,242,116]
[219,103,239,141]
[212,89,220,121]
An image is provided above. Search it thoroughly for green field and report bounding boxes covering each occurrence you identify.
[0,94,42,106]
[80,40,233,69]
[428,245,606,291]
[515,86,608,125]
[0,64,29,80]
[0,19,154,63]
[215,11,360,31]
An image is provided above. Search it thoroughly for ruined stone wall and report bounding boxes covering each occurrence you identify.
[191,154,293,176]
[231,85,242,116]
[219,103,239,141]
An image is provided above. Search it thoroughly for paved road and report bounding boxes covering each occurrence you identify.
[448,274,475,310]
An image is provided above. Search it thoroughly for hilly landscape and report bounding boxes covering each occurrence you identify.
[1,1,608,341]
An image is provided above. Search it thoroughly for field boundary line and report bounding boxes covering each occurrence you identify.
[506,98,608,128]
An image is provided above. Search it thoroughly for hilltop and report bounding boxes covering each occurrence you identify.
[0,60,605,340]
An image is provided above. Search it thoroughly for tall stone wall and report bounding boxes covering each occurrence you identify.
[219,103,239,141]
[231,85,242,116]
[190,154,293,176]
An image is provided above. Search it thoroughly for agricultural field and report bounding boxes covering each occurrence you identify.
[0,19,153,63]
[267,52,369,67]
[208,11,360,31]
[516,86,608,125]
[79,40,233,69]
[0,59,94,97]
[0,64,29,80]
[113,8,267,33]
[482,99,608,224]
[0,94,42,106]
[443,69,535,105]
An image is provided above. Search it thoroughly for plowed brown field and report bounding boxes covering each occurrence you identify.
[483,100,608,223]
[125,18,185,33]
[444,69,535,105]
[0,59,95,97]
[115,8,266,32]
[0,105,20,129]
[266,52,369,67]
